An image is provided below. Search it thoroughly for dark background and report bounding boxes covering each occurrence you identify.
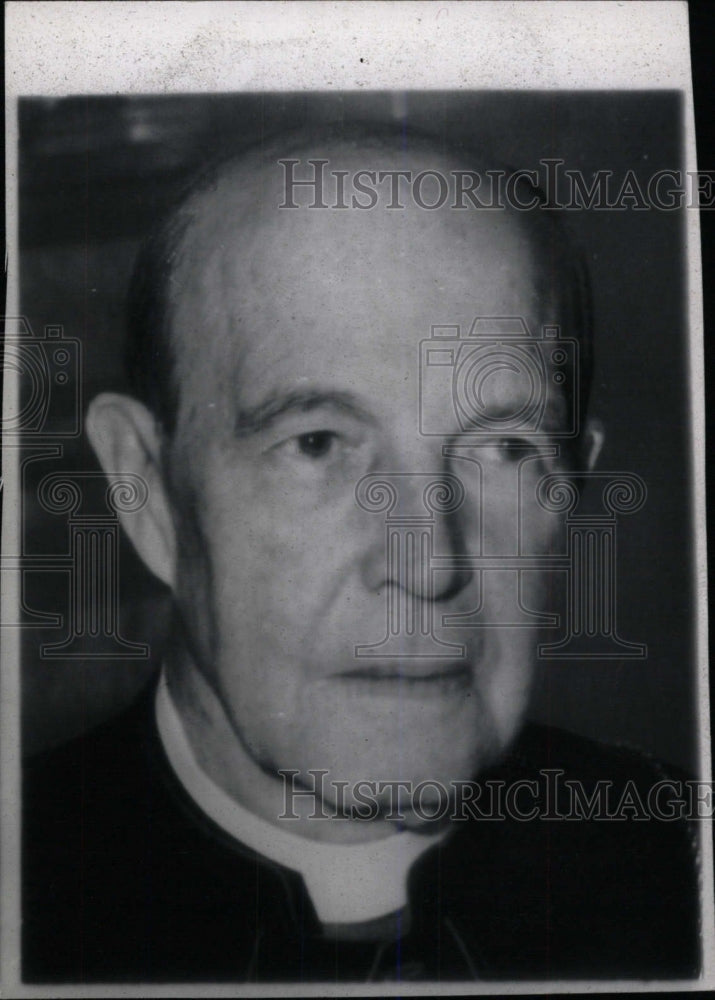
[18,90,698,772]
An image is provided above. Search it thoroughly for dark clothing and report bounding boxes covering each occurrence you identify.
[23,682,701,983]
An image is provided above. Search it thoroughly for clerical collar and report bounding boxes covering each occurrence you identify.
[155,672,446,926]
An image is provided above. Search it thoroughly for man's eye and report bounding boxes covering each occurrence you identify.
[295,431,338,459]
[496,437,532,458]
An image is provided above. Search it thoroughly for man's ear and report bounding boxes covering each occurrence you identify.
[582,417,605,472]
[86,393,177,591]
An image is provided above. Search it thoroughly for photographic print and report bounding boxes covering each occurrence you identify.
[3,3,712,995]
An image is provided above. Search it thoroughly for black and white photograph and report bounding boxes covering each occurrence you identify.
[2,2,713,994]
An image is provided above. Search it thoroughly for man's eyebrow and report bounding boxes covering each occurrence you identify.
[234,388,376,437]
[460,394,569,432]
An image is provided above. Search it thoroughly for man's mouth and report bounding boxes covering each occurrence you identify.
[335,659,473,694]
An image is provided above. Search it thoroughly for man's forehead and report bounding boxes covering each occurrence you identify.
[173,132,540,256]
[170,144,541,312]
[164,133,562,426]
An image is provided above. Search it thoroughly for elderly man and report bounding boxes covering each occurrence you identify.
[23,124,699,983]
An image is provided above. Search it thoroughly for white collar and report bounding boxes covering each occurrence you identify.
[155,672,445,926]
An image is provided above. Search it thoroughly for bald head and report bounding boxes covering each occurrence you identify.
[126,122,592,450]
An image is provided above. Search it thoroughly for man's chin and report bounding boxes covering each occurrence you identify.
[283,747,494,819]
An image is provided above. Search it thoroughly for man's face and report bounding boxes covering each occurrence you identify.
[165,151,567,818]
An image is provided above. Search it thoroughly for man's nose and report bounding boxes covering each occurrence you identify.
[357,469,474,601]
[429,503,474,601]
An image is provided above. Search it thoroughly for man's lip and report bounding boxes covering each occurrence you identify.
[336,660,473,683]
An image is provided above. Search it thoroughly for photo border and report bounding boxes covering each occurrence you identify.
[3,3,711,995]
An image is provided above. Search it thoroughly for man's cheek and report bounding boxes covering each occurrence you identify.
[480,499,559,559]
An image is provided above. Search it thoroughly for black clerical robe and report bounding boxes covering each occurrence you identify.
[22,680,700,984]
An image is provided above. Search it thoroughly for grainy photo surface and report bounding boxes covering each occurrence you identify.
[3,3,712,996]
